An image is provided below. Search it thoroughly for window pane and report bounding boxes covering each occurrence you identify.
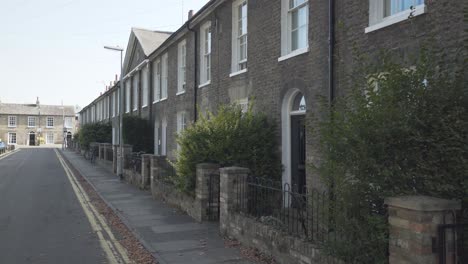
[291,30,298,51]
[385,0,424,16]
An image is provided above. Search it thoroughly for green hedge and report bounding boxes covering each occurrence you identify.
[315,50,467,263]
[122,115,153,153]
[173,103,281,194]
[77,122,112,150]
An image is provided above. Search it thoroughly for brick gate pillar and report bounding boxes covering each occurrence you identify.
[219,167,249,236]
[385,196,461,264]
[195,163,220,222]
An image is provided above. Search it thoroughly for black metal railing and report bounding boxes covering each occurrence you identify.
[125,152,143,174]
[106,148,113,162]
[438,208,468,264]
[207,171,220,221]
[236,175,329,242]
[156,159,177,185]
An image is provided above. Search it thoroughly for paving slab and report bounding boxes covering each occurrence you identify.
[61,150,253,264]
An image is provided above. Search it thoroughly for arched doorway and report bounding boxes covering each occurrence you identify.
[29,131,36,146]
[281,90,307,194]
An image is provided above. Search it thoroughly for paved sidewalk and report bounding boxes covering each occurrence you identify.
[61,150,252,264]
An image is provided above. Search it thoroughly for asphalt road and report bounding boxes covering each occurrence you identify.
[0,148,107,264]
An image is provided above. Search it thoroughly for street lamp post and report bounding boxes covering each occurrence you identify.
[104,45,124,180]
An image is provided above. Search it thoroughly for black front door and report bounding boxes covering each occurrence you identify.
[291,115,306,194]
[29,133,36,146]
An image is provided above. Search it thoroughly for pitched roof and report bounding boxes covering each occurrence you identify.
[132,28,172,56]
[123,28,172,74]
[0,103,75,116]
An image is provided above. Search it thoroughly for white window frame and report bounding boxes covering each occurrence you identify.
[46,132,54,144]
[199,22,212,86]
[28,116,36,127]
[8,132,17,145]
[153,59,162,103]
[176,111,187,150]
[231,0,248,75]
[64,117,73,128]
[279,0,309,61]
[142,65,149,108]
[366,0,426,33]
[46,117,54,128]
[162,120,167,155]
[8,116,17,128]
[133,72,139,111]
[125,79,131,113]
[177,40,187,94]
[112,92,116,117]
[161,53,168,100]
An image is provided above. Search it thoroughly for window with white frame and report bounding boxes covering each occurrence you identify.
[64,117,72,128]
[8,116,17,127]
[112,92,116,117]
[28,116,36,127]
[154,119,167,155]
[161,53,168,99]
[46,132,54,144]
[153,59,162,102]
[133,73,139,111]
[46,117,54,128]
[125,79,131,113]
[177,111,187,134]
[280,0,309,57]
[8,132,16,145]
[142,65,149,107]
[200,22,212,85]
[366,0,425,33]
[178,40,187,93]
[232,0,248,73]
[116,90,120,115]
[176,111,187,150]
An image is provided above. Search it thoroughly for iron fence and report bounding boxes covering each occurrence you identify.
[155,159,177,185]
[438,208,468,264]
[207,171,220,221]
[106,148,113,162]
[236,175,330,242]
[126,152,143,174]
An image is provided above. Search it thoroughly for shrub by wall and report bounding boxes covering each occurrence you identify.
[174,104,281,194]
[315,50,467,263]
[122,115,153,153]
[77,122,112,150]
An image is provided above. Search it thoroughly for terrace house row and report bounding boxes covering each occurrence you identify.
[80,0,466,192]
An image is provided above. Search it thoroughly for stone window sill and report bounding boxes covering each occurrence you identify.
[365,5,426,33]
[278,47,309,62]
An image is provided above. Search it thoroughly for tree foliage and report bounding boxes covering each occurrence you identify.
[315,50,467,263]
[122,115,153,153]
[173,103,282,194]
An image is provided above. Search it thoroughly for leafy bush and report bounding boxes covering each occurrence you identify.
[122,115,153,153]
[315,51,467,263]
[173,103,281,194]
[77,122,112,150]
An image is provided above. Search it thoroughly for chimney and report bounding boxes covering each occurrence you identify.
[36,97,40,106]
[188,10,194,20]
[115,74,118,81]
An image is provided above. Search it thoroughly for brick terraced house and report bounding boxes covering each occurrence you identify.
[80,0,466,192]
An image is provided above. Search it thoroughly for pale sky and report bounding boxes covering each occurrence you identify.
[0,0,209,109]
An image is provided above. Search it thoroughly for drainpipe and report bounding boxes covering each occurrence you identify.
[187,23,198,122]
[329,0,335,105]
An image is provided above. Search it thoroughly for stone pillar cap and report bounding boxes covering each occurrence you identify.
[220,166,250,173]
[385,195,461,211]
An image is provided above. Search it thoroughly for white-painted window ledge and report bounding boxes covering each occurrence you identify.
[278,47,309,62]
[229,69,248,78]
[176,91,186,96]
[365,5,426,33]
[198,81,211,89]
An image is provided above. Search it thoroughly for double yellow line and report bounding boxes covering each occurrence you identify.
[54,149,131,264]
[0,148,21,161]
